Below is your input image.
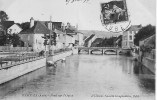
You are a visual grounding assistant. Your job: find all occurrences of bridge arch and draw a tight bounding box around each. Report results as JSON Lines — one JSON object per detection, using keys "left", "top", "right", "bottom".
{"left": 90, "top": 49, "right": 102, "bottom": 54}
{"left": 78, "top": 49, "right": 89, "bottom": 54}
{"left": 103, "top": 49, "right": 117, "bottom": 55}
{"left": 77, "top": 47, "right": 119, "bottom": 55}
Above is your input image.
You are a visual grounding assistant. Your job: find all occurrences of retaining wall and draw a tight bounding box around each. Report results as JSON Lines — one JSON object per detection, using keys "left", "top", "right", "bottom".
{"left": 0, "top": 57, "right": 46, "bottom": 85}
{"left": 142, "top": 57, "right": 155, "bottom": 74}
{"left": 0, "top": 49, "right": 77, "bottom": 85}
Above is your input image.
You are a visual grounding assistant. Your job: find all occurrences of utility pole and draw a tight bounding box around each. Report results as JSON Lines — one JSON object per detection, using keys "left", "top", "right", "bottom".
{"left": 49, "top": 16, "right": 52, "bottom": 55}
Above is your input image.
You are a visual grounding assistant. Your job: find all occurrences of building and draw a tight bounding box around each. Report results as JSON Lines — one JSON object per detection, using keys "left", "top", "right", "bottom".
{"left": 65, "top": 23, "right": 84, "bottom": 46}
{"left": 139, "top": 34, "right": 155, "bottom": 74}
{"left": 0, "top": 21, "right": 14, "bottom": 35}
{"left": 122, "top": 25, "right": 142, "bottom": 49}
{"left": 19, "top": 17, "right": 50, "bottom": 52}
{"left": 7, "top": 23, "right": 22, "bottom": 34}
{"left": 42, "top": 21, "right": 75, "bottom": 49}
{"left": 19, "top": 18, "right": 77, "bottom": 52}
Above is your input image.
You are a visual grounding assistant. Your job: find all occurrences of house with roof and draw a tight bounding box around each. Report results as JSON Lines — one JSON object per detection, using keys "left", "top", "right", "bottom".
{"left": 139, "top": 34, "right": 155, "bottom": 74}
{"left": 19, "top": 17, "right": 50, "bottom": 52}
{"left": 65, "top": 23, "right": 84, "bottom": 46}
{"left": 7, "top": 23, "right": 22, "bottom": 34}
{"left": 41, "top": 21, "right": 75, "bottom": 49}
{"left": 122, "top": 25, "right": 142, "bottom": 49}
{"left": 40, "top": 21, "right": 65, "bottom": 50}
{"left": 0, "top": 21, "right": 14, "bottom": 35}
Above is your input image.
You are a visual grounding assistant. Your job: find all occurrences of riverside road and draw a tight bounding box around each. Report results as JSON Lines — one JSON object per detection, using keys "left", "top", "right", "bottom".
{"left": 0, "top": 54, "right": 155, "bottom": 100}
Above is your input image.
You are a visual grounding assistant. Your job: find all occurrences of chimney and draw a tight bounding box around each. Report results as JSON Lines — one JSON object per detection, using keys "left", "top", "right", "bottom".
{"left": 30, "top": 17, "right": 34, "bottom": 28}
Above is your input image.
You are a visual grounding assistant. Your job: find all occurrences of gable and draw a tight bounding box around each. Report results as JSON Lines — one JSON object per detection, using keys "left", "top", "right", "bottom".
{"left": 20, "top": 21, "right": 50, "bottom": 34}
{"left": 34, "top": 22, "right": 50, "bottom": 34}
{"left": 8, "top": 24, "right": 22, "bottom": 30}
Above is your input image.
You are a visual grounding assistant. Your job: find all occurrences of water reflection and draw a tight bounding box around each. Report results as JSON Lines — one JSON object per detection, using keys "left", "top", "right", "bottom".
{"left": 133, "top": 61, "right": 155, "bottom": 93}
{"left": 0, "top": 67, "right": 47, "bottom": 99}
{"left": 0, "top": 55, "right": 155, "bottom": 100}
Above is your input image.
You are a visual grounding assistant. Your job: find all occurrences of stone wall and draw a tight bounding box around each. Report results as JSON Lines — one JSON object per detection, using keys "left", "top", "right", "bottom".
{"left": 142, "top": 57, "right": 155, "bottom": 74}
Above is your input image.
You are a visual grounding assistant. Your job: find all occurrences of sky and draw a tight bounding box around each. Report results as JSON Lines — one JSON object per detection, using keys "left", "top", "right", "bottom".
{"left": 0, "top": 0, "right": 156, "bottom": 30}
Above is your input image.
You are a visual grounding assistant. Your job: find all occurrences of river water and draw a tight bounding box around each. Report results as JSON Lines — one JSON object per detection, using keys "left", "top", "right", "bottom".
{"left": 0, "top": 54, "right": 155, "bottom": 100}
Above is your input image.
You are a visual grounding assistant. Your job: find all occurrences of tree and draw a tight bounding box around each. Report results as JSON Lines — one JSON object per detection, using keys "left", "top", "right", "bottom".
{"left": 0, "top": 33, "right": 23, "bottom": 47}
{"left": 134, "top": 24, "right": 155, "bottom": 46}
{"left": 0, "top": 11, "right": 9, "bottom": 21}
{"left": 0, "top": 33, "right": 7, "bottom": 46}
{"left": 10, "top": 34, "right": 21, "bottom": 47}
{"left": 20, "top": 22, "right": 30, "bottom": 30}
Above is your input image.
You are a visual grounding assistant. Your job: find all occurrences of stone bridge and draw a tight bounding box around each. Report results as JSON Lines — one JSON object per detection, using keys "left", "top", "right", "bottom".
{"left": 77, "top": 47, "right": 122, "bottom": 55}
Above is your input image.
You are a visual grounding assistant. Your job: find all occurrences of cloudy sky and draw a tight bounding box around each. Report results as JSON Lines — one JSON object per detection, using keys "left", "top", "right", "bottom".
{"left": 0, "top": 0, "right": 156, "bottom": 30}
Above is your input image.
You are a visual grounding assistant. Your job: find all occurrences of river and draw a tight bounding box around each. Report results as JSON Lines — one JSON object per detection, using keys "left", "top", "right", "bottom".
{"left": 0, "top": 54, "right": 155, "bottom": 100}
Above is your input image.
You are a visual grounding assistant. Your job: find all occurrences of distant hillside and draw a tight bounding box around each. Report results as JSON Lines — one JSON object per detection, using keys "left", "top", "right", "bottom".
{"left": 78, "top": 30, "right": 122, "bottom": 38}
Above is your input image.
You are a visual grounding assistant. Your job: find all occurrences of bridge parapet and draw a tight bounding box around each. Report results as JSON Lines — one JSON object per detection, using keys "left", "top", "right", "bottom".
{"left": 77, "top": 47, "right": 119, "bottom": 49}
{"left": 77, "top": 46, "right": 121, "bottom": 55}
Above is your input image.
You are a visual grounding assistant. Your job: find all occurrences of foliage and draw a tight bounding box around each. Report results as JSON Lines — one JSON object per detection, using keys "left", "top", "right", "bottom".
{"left": 101, "top": 37, "right": 116, "bottom": 47}
{"left": 0, "top": 33, "right": 23, "bottom": 47}
{"left": 20, "top": 22, "right": 30, "bottom": 30}
{"left": 134, "top": 24, "right": 155, "bottom": 46}
{"left": 10, "top": 34, "right": 22, "bottom": 47}
{"left": 0, "top": 11, "right": 9, "bottom": 21}
{"left": 91, "top": 37, "right": 116, "bottom": 47}
{"left": 0, "top": 33, "right": 7, "bottom": 46}
{"left": 140, "top": 45, "right": 154, "bottom": 53}
{"left": 50, "top": 32, "right": 57, "bottom": 46}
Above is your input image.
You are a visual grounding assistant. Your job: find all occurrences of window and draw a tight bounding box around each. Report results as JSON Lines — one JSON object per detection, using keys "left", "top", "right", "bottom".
{"left": 129, "top": 35, "right": 132, "bottom": 40}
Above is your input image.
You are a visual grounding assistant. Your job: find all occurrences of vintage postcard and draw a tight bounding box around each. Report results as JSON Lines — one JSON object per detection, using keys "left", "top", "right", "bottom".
{"left": 0, "top": 0, "right": 155, "bottom": 100}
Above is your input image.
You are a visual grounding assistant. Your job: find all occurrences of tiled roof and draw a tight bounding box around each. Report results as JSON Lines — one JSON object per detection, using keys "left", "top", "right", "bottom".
{"left": 65, "top": 25, "right": 77, "bottom": 33}
{"left": 20, "top": 21, "right": 50, "bottom": 34}
{"left": 1, "top": 21, "right": 14, "bottom": 29}
{"left": 125, "top": 25, "right": 142, "bottom": 31}
{"left": 85, "top": 34, "right": 95, "bottom": 43}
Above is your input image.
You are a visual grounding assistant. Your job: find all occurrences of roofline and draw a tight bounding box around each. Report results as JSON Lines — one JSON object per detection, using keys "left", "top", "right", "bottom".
{"left": 139, "top": 34, "right": 155, "bottom": 41}
{"left": 12, "top": 23, "right": 22, "bottom": 30}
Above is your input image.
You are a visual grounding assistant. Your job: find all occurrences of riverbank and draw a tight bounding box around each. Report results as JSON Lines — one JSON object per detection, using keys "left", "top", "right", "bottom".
{"left": 0, "top": 54, "right": 154, "bottom": 100}
{"left": 131, "top": 51, "right": 155, "bottom": 74}
{"left": 0, "top": 49, "right": 77, "bottom": 85}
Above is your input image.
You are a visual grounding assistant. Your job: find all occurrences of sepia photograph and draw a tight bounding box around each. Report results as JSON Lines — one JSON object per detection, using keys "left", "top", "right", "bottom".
{"left": 0, "top": 0, "right": 156, "bottom": 100}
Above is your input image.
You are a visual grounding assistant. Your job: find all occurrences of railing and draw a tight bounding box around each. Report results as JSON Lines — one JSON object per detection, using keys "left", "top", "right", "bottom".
{"left": 0, "top": 48, "right": 73, "bottom": 69}
{"left": 0, "top": 46, "right": 33, "bottom": 52}
{"left": 0, "top": 52, "right": 44, "bottom": 70}
{"left": 77, "top": 47, "right": 118, "bottom": 49}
